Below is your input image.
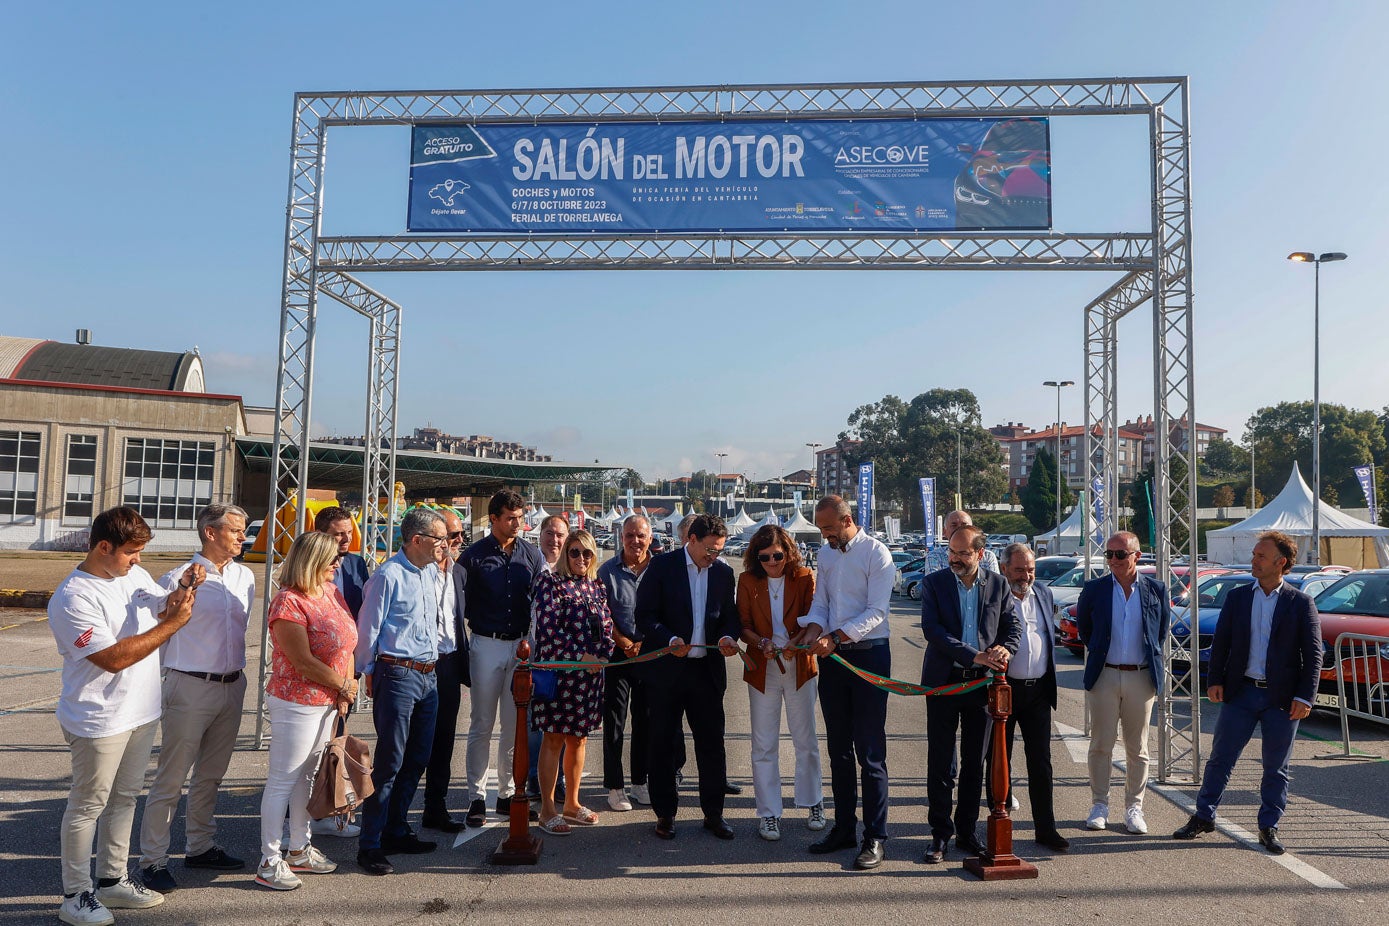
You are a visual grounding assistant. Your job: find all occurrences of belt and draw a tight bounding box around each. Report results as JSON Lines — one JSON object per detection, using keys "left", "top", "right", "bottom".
{"left": 1105, "top": 662, "right": 1146, "bottom": 671}
{"left": 471, "top": 628, "right": 523, "bottom": 641}
{"left": 949, "top": 667, "right": 989, "bottom": 681}
{"left": 173, "top": 668, "right": 242, "bottom": 684}
{"left": 836, "top": 638, "right": 888, "bottom": 651}
{"left": 377, "top": 654, "right": 436, "bottom": 674}
{"left": 1009, "top": 676, "right": 1044, "bottom": 686}
{"left": 1243, "top": 676, "right": 1269, "bottom": 689}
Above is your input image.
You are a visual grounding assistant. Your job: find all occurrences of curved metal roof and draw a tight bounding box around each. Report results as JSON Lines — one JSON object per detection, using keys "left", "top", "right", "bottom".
{"left": 8, "top": 340, "right": 203, "bottom": 391}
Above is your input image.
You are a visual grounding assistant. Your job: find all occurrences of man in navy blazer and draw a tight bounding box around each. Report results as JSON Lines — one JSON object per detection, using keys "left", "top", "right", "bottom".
{"left": 1173, "top": 530, "right": 1321, "bottom": 854}
{"left": 920, "top": 525, "right": 1020, "bottom": 863}
{"left": 634, "top": 514, "right": 741, "bottom": 840}
{"left": 1076, "top": 531, "right": 1169, "bottom": 836}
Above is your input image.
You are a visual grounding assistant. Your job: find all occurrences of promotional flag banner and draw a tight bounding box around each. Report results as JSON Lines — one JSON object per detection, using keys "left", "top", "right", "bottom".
{"left": 919, "top": 478, "right": 936, "bottom": 548}
{"left": 857, "top": 463, "right": 875, "bottom": 529}
{"left": 1354, "top": 464, "right": 1378, "bottom": 526}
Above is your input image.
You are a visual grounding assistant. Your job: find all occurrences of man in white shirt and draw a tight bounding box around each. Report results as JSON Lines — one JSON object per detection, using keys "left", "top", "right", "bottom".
{"left": 997, "top": 543, "right": 1068, "bottom": 851}
{"left": 422, "top": 508, "right": 470, "bottom": 833}
{"left": 923, "top": 509, "right": 1000, "bottom": 574}
{"left": 138, "top": 505, "right": 254, "bottom": 893}
{"left": 48, "top": 506, "right": 202, "bottom": 926}
{"left": 796, "top": 495, "right": 896, "bottom": 870}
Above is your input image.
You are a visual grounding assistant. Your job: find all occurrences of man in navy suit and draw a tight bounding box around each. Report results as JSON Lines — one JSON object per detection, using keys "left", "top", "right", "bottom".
{"left": 995, "top": 542, "right": 1069, "bottom": 851}
{"left": 634, "top": 514, "right": 741, "bottom": 841}
{"left": 920, "top": 525, "right": 1020, "bottom": 863}
{"left": 1173, "top": 530, "right": 1321, "bottom": 854}
{"left": 1076, "top": 531, "right": 1169, "bottom": 836}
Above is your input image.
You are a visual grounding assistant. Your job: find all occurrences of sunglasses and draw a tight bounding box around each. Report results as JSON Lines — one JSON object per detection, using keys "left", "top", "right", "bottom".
{"left": 331, "top": 553, "right": 344, "bottom": 565}
{"left": 1104, "top": 550, "right": 1135, "bottom": 560}
{"left": 447, "top": 530, "right": 465, "bottom": 541}
{"left": 758, "top": 552, "right": 785, "bottom": 563}
{"left": 567, "top": 548, "right": 595, "bottom": 559}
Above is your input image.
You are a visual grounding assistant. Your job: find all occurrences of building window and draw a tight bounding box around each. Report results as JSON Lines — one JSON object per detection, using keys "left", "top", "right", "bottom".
{"left": 64, "top": 435, "right": 98, "bottom": 523}
{"left": 121, "top": 438, "right": 214, "bottom": 529}
{"left": 0, "top": 430, "right": 41, "bottom": 520}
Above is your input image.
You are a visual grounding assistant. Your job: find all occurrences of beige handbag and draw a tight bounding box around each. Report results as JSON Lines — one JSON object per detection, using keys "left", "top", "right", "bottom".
{"left": 307, "top": 715, "right": 375, "bottom": 820}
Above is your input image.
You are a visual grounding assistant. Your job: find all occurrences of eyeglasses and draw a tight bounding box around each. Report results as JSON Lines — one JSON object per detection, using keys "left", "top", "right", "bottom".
{"left": 1104, "top": 550, "right": 1135, "bottom": 560}
{"left": 567, "top": 548, "right": 595, "bottom": 559}
{"left": 701, "top": 546, "right": 723, "bottom": 557}
{"left": 758, "top": 552, "right": 785, "bottom": 563}
{"left": 420, "top": 534, "right": 448, "bottom": 545}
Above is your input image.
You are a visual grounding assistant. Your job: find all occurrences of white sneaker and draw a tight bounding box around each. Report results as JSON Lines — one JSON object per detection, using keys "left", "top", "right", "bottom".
{"left": 95, "top": 876, "right": 164, "bottom": 910}
{"left": 1009, "top": 794, "right": 1021, "bottom": 811}
{"left": 1125, "top": 805, "right": 1149, "bottom": 834}
{"left": 58, "top": 891, "right": 114, "bottom": 926}
{"left": 759, "top": 816, "right": 782, "bottom": 841}
{"left": 286, "top": 844, "right": 338, "bottom": 874}
{"left": 1086, "top": 802, "right": 1109, "bottom": 830}
{"left": 255, "top": 858, "right": 302, "bottom": 891}
{"left": 807, "top": 803, "right": 826, "bottom": 831}
{"left": 607, "top": 788, "right": 633, "bottom": 812}
{"left": 311, "top": 813, "right": 360, "bottom": 838}
{"left": 629, "top": 783, "right": 650, "bottom": 805}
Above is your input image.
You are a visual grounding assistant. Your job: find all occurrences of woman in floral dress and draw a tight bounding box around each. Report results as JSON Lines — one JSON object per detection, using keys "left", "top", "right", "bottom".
{"left": 531, "top": 529, "right": 615, "bottom": 834}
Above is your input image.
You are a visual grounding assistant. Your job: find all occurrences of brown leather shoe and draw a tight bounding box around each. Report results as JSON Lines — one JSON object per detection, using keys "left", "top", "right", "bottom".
{"left": 655, "top": 817, "right": 676, "bottom": 840}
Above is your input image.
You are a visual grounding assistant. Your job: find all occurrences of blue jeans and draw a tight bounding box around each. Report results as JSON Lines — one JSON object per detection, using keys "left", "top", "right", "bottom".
{"left": 360, "top": 663, "right": 438, "bottom": 849}
{"left": 1195, "top": 682, "right": 1299, "bottom": 830}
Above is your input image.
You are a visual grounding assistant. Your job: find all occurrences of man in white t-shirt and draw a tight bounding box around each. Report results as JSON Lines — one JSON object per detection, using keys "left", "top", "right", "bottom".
{"left": 48, "top": 507, "right": 202, "bottom": 926}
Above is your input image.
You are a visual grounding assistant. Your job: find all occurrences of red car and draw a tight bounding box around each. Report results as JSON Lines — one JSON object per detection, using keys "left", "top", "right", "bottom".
{"left": 1310, "top": 570, "right": 1389, "bottom": 712}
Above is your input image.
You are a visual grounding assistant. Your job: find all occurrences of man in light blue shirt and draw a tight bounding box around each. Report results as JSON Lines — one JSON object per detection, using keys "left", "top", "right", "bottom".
{"left": 355, "top": 507, "right": 448, "bottom": 876}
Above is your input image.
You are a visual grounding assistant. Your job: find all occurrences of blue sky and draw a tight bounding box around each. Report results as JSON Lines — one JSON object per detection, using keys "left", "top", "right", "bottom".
{"left": 3, "top": 1, "right": 1384, "bottom": 484}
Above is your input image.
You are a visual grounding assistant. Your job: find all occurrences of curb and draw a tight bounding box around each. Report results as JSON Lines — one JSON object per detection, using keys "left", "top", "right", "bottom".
{"left": 0, "top": 589, "right": 51, "bottom": 609}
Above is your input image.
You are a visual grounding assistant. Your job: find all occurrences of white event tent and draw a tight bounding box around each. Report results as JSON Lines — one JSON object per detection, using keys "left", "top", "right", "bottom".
{"left": 1206, "top": 465, "right": 1389, "bottom": 568}
{"left": 727, "top": 506, "right": 757, "bottom": 533}
{"left": 1031, "top": 494, "right": 1087, "bottom": 555}
{"left": 781, "top": 508, "right": 822, "bottom": 540}
{"left": 740, "top": 510, "right": 781, "bottom": 540}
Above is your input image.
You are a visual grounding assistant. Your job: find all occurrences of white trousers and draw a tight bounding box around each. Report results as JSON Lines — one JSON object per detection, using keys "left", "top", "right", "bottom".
{"left": 747, "top": 664, "right": 823, "bottom": 819}
{"left": 61, "top": 719, "right": 160, "bottom": 895}
{"left": 1086, "top": 666, "right": 1157, "bottom": 809}
{"left": 466, "top": 635, "right": 521, "bottom": 801}
{"left": 259, "top": 694, "right": 336, "bottom": 864}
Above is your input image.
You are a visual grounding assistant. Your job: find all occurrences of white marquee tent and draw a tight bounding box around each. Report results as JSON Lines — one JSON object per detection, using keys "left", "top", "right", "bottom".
{"left": 727, "top": 506, "right": 757, "bottom": 533}
{"left": 1031, "top": 494, "right": 1088, "bottom": 555}
{"left": 740, "top": 510, "right": 781, "bottom": 540}
{"left": 781, "top": 508, "right": 822, "bottom": 540}
{"left": 1206, "top": 465, "right": 1389, "bottom": 568}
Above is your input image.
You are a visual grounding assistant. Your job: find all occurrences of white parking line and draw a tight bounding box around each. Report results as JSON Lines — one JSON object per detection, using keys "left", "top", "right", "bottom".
{"left": 1053, "top": 720, "right": 1090, "bottom": 764}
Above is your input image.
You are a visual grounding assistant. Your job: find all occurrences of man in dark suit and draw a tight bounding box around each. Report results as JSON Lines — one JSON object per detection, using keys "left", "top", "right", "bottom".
{"left": 1173, "top": 530, "right": 1321, "bottom": 854}
{"left": 920, "top": 525, "right": 1020, "bottom": 863}
{"left": 995, "top": 543, "right": 1068, "bottom": 851}
{"left": 634, "top": 514, "right": 741, "bottom": 840}
{"left": 1076, "top": 531, "right": 1169, "bottom": 836}
{"left": 318, "top": 506, "right": 370, "bottom": 620}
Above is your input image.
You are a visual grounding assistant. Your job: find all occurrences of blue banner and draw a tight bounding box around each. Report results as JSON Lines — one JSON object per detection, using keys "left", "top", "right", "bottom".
{"left": 626, "top": 489, "right": 634, "bottom": 515}
{"left": 857, "top": 463, "right": 875, "bottom": 530}
{"left": 793, "top": 490, "right": 803, "bottom": 510}
{"left": 408, "top": 118, "right": 1050, "bottom": 233}
{"left": 1354, "top": 464, "right": 1378, "bottom": 525}
{"left": 919, "top": 477, "right": 936, "bottom": 548}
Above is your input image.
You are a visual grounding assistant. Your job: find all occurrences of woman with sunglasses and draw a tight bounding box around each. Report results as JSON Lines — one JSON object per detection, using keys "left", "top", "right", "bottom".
{"left": 737, "top": 524, "right": 824, "bottom": 841}
{"left": 530, "top": 529, "right": 615, "bottom": 834}
{"left": 257, "top": 532, "right": 358, "bottom": 890}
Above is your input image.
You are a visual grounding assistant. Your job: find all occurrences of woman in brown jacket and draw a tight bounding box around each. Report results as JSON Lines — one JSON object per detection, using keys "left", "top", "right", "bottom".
{"left": 737, "top": 524, "right": 825, "bottom": 841}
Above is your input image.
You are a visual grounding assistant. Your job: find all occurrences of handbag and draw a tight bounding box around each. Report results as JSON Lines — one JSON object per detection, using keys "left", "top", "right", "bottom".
{"left": 307, "top": 713, "right": 376, "bottom": 821}
{"left": 530, "top": 668, "right": 558, "bottom": 702}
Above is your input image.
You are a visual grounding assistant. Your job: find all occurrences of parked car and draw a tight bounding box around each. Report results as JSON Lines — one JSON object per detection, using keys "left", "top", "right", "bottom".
{"left": 892, "top": 556, "right": 926, "bottom": 596}
{"left": 239, "top": 519, "right": 264, "bottom": 559}
{"left": 1033, "top": 555, "right": 1079, "bottom": 585}
{"left": 1056, "top": 565, "right": 1229, "bottom": 658}
{"left": 1171, "top": 572, "right": 1258, "bottom": 668}
{"left": 1043, "top": 566, "right": 1091, "bottom": 617}
{"left": 899, "top": 566, "right": 927, "bottom": 601}
{"left": 1311, "top": 570, "right": 1389, "bottom": 711}
{"left": 891, "top": 551, "right": 916, "bottom": 568}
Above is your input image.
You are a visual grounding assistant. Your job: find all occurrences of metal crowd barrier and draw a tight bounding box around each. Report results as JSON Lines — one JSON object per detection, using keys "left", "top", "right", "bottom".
{"left": 1329, "top": 632, "right": 1389, "bottom": 758}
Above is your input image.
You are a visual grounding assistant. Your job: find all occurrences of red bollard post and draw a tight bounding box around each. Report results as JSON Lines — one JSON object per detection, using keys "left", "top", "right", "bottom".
{"left": 491, "top": 640, "right": 542, "bottom": 865}
{"left": 963, "top": 674, "right": 1038, "bottom": 881}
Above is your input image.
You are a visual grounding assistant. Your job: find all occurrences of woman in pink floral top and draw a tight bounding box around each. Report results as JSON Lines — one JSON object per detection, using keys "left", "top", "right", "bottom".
{"left": 257, "top": 531, "right": 359, "bottom": 891}
{"left": 530, "top": 529, "right": 614, "bottom": 835}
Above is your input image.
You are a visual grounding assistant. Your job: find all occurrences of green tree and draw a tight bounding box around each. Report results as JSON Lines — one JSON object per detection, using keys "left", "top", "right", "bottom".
{"left": 1245, "top": 401, "right": 1386, "bottom": 504}
{"left": 841, "top": 388, "right": 1007, "bottom": 528}
{"left": 1212, "top": 484, "right": 1235, "bottom": 508}
{"left": 1202, "top": 436, "right": 1248, "bottom": 476}
{"left": 616, "top": 468, "right": 645, "bottom": 490}
{"left": 1020, "top": 446, "right": 1073, "bottom": 532}
{"left": 1243, "top": 485, "right": 1265, "bottom": 509}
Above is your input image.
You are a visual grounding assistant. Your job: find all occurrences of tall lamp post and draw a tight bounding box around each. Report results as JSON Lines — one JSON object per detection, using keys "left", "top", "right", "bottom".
{"left": 715, "top": 451, "right": 728, "bottom": 517}
{"left": 806, "top": 442, "right": 822, "bottom": 498}
{"left": 1043, "top": 380, "right": 1075, "bottom": 537}
{"left": 955, "top": 427, "right": 964, "bottom": 511}
{"left": 1288, "top": 251, "right": 1348, "bottom": 565}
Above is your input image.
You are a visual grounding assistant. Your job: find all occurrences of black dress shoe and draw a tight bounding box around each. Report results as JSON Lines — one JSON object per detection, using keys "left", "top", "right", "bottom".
{"left": 1034, "top": 830, "right": 1071, "bottom": 851}
{"left": 139, "top": 864, "right": 178, "bottom": 894}
{"left": 854, "top": 837, "right": 885, "bottom": 870}
{"left": 922, "top": 837, "right": 947, "bottom": 864}
{"left": 184, "top": 847, "right": 244, "bottom": 870}
{"left": 421, "top": 811, "right": 464, "bottom": 833}
{"left": 723, "top": 782, "right": 743, "bottom": 796}
{"left": 381, "top": 832, "right": 437, "bottom": 855}
{"left": 809, "top": 825, "right": 857, "bottom": 854}
{"left": 1259, "top": 826, "right": 1285, "bottom": 855}
{"left": 655, "top": 817, "right": 676, "bottom": 840}
{"left": 955, "top": 832, "right": 986, "bottom": 857}
{"left": 357, "top": 848, "right": 394, "bottom": 876}
{"left": 1173, "top": 815, "right": 1216, "bottom": 840}
{"left": 703, "top": 817, "right": 735, "bottom": 840}
{"left": 466, "top": 799, "right": 487, "bottom": 827}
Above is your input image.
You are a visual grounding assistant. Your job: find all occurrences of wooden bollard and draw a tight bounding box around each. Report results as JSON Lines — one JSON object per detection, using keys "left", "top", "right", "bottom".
{"left": 491, "top": 640, "right": 543, "bottom": 865}
{"left": 963, "top": 673, "right": 1038, "bottom": 881}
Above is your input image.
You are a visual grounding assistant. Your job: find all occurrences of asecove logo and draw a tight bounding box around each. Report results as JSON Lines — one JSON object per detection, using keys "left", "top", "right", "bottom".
{"left": 428, "top": 179, "right": 471, "bottom": 207}
{"left": 74, "top": 628, "right": 94, "bottom": 649}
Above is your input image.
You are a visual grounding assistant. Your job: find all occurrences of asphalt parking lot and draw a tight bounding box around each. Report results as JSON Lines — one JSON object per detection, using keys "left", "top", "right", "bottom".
{"left": 1, "top": 587, "right": 1386, "bottom": 925}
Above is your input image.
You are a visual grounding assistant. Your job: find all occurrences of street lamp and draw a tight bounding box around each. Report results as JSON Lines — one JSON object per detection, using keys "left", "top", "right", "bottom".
{"left": 806, "top": 442, "right": 822, "bottom": 496}
{"left": 715, "top": 451, "right": 728, "bottom": 516}
{"left": 955, "top": 427, "right": 964, "bottom": 511}
{"left": 1288, "top": 251, "right": 1348, "bottom": 565}
{"left": 1043, "top": 380, "right": 1075, "bottom": 534}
